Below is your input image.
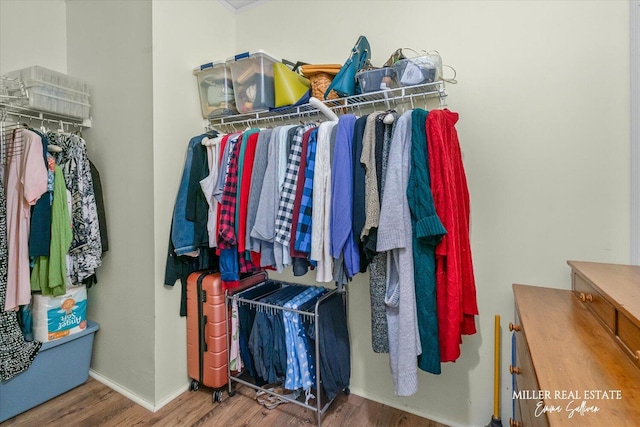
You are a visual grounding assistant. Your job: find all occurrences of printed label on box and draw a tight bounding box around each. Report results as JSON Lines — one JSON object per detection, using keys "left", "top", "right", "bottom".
{"left": 47, "top": 297, "right": 87, "bottom": 340}
{"left": 33, "top": 286, "right": 88, "bottom": 342}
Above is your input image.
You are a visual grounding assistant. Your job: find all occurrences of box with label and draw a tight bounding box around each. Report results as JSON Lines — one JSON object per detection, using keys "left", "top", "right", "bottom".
{"left": 32, "top": 285, "right": 88, "bottom": 342}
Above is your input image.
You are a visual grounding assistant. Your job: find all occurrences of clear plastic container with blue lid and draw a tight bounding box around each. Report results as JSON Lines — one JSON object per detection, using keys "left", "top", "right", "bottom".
{"left": 194, "top": 60, "right": 237, "bottom": 118}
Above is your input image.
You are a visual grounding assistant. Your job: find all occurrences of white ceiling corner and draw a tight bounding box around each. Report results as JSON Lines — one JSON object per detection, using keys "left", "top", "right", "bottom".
{"left": 218, "top": 0, "right": 267, "bottom": 14}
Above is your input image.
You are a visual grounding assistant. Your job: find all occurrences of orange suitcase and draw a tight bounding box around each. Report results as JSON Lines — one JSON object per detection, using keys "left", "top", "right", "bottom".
{"left": 186, "top": 270, "right": 267, "bottom": 402}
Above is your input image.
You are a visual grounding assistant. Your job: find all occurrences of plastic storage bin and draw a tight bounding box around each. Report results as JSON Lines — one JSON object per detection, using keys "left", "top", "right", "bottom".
{"left": 194, "top": 60, "right": 237, "bottom": 118}
{"left": 392, "top": 54, "right": 442, "bottom": 87}
{"left": 0, "top": 321, "right": 100, "bottom": 422}
{"left": 4, "top": 66, "right": 91, "bottom": 119}
{"left": 356, "top": 68, "right": 398, "bottom": 93}
{"left": 228, "top": 51, "right": 277, "bottom": 113}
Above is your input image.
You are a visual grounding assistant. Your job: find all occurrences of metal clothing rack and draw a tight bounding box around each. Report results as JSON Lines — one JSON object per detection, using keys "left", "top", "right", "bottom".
{"left": 225, "top": 283, "right": 348, "bottom": 427}
{"left": 209, "top": 81, "right": 447, "bottom": 133}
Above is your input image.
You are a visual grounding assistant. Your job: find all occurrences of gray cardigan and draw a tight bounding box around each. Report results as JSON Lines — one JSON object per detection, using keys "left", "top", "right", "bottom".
{"left": 377, "top": 111, "right": 422, "bottom": 396}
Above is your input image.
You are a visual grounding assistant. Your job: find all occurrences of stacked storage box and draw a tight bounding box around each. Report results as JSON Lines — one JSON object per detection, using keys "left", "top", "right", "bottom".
{"left": 194, "top": 51, "right": 279, "bottom": 117}
{"left": 4, "top": 66, "right": 91, "bottom": 119}
{"left": 228, "top": 51, "right": 277, "bottom": 114}
{"left": 194, "top": 60, "right": 237, "bottom": 118}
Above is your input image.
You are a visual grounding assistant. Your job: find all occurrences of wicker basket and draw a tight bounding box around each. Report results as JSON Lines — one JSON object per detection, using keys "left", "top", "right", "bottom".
{"left": 310, "top": 72, "right": 339, "bottom": 101}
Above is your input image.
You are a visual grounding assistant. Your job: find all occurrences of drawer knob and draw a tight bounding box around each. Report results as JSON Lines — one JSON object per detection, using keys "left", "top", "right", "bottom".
{"left": 510, "top": 365, "right": 521, "bottom": 375}
{"left": 510, "top": 418, "right": 523, "bottom": 427}
{"left": 635, "top": 350, "right": 640, "bottom": 361}
{"left": 579, "top": 292, "right": 593, "bottom": 302}
{"left": 509, "top": 322, "right": 521, "bottom": 332}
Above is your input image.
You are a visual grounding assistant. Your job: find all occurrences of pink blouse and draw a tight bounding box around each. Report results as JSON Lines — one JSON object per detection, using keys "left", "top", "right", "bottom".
{"left": 4, "top": 128, "right": 48, "bottom": 311}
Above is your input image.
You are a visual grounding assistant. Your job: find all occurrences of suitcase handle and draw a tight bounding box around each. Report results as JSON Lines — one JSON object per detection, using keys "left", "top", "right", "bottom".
{"left": 201, "top": 315, "right": 208, "bottom": 352}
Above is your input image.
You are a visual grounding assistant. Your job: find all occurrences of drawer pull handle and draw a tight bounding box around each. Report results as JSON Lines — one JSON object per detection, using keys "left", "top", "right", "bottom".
{"left": 579, "top": 292, "right": 593, "bottom": 302}
{"left": 510, "top": 365, "right": 521, "bottom": 375}
{"left": 510, "top": 418, "right": 523, "bottom": 427}
{"left": 509, "top": 322, "right": 521, "bottom": 332}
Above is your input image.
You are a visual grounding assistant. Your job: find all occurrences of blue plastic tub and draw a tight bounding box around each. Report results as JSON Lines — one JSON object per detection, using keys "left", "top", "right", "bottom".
{"left": 0, "top": 321, "right": 99, "bottom": 422}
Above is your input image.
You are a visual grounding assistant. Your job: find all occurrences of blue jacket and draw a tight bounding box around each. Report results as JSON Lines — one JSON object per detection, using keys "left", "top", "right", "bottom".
{"left": 172, "top": 134, "right": 207, "bottom": 256}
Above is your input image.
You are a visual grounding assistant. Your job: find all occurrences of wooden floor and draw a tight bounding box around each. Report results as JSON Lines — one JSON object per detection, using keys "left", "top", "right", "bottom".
{"left": 2, "top": 377, "right": 448, "bottom": 426}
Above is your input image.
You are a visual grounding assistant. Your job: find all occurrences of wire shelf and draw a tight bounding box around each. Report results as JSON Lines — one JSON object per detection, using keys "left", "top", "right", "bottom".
{"left": 0, "top": 75, "right": 92, "bottom": 128}
{"left": 208, "top": 81, "right": 446, "bottom": 132}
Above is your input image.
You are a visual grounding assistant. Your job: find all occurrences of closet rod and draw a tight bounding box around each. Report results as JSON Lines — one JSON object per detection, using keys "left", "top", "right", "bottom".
{"left": 231, "top": 287, "right": 338, "bottom": 318}
{"left": 208, "top": 81, "right": 447, "bottom": 133}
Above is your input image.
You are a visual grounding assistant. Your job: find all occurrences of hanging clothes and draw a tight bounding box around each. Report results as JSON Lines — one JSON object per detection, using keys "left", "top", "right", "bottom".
{"left": 377, "top": 111, "right": 422, "bottom": 396}
{"left": 245, "top": 129, "right": 272, "bottom": 255}
{"left": 199, "top": 136, "right": 221, "bottom": 249}
{"left": 310, "top": 122, "right": 338, "bottom": 282}
{"left": 293, "top": 128, "right": 319, "bottom": 255}
{"left": 4, "top": 128, "right": 48, "bottom": 311}
{"left": 426, "top": 109, "right": 479, "bottom": 363}
{"left": 48, "top": 132, "right": 102, "bottom": 286}
{"left": 176, "top": 104, "right": 478, "bottom": 392}
{"left": 30, "top": 165, "right": 73, "bottom": 296}
{"left": 330, "top": 114, "right": 359, "bottom": 279}
{"left": 408, "top": 108, "right": 447, "bottom": 374}
{"left": 28, "top": 130, "right": 54, "bottom": 258}
{"left": 0, "top": 173, "right": 41, "bottom": 380}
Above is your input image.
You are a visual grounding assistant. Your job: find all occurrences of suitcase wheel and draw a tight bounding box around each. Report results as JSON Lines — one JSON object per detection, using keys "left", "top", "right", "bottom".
{"left": 190, "top": 380, "right": 199, "bottom": 391}
{"left": 213, "top": 390, "right": 223, "bottom": 403}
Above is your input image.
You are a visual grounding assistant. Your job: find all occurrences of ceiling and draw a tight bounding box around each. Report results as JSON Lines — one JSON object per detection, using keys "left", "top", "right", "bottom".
{"left": 219, "top": 0, "right": 265, "bottom": 13}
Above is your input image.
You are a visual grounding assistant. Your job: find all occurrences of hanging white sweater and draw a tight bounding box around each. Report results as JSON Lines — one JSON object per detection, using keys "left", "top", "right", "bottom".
{"left": 377, "top": 111, "right": 422, "bottom": 396}
{"left": 310, "top": 121, "right": 337, "bottom": 282}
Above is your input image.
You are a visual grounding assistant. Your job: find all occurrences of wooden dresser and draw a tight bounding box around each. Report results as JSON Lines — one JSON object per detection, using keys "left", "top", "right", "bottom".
{"left": 510, "top": 261, "right": 640, "bottom": 426}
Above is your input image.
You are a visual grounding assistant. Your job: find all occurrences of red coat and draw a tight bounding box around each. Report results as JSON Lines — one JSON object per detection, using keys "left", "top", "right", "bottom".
{"left": 426, "top": 109, "right": 479, "bottom": 363}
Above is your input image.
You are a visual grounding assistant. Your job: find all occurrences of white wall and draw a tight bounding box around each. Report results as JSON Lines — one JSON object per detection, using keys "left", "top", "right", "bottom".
{"left": 632, "top": 0, "right": 640, "bottom": 264}
{"left": 151, "top": 0, "right": 236, "bottom": 404}
{"left": 233, "top": 1, "right": 630, "bottom": 426}
{"left": 66, "top": 0, "right": 156, "bottom": 404}
{"left": 0, "top": 0, "right": 67, "bottom": 74}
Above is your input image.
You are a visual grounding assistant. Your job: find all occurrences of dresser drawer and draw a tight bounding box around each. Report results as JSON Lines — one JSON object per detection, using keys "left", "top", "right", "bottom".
{"left": 572, "top": 272, "right": 615, "bottom": 332}
{"left": 513, "top": 328, "right": 538, "bottom": 393}
{"left": 618, "top": 312, "right": 640, "bottom": 363}
{"left": 511, "top": 318, "right": 549, "bottom": 427}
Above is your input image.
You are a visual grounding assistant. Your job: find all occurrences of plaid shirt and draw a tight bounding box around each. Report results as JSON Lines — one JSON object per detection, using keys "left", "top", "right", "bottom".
{"left": 294, "top": 128, "right": 318, "bottom": 253}
{"left": 217, "top": 135, "right": 242, "bottom": 249}
{"left": 274, "top": 124, "right": 315, "bottom": 245}
{"left": 218, "top": 132, "right": 261, "bottom": 273}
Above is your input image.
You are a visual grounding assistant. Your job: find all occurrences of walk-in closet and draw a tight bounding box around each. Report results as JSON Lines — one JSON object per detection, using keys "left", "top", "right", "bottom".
{"left": 0, "top": 1, "right": 636, "bottom": 426}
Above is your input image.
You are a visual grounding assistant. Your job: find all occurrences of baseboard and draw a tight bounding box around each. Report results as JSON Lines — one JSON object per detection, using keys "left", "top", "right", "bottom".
{"left": 155, "top": 383, "right": 190, "bottom": 411}
{"left": 88, "top": 370, "right": 155, "bottom": 412}
{"left": 349, "top": 386, "right": 464, "bottom": 427}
